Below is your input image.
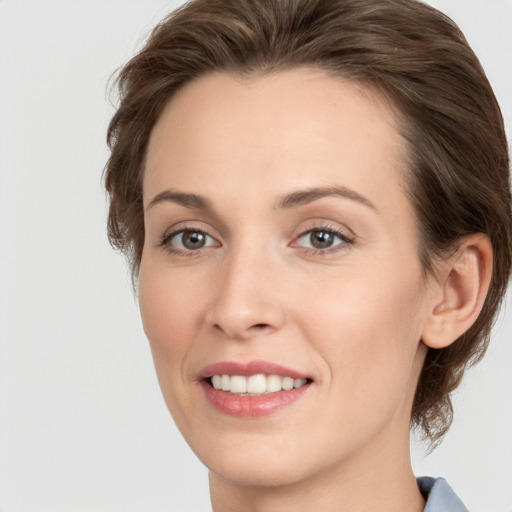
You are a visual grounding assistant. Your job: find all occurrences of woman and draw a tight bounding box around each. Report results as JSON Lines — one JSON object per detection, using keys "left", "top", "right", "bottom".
{"left": 104, "top": 0, "right": 512, "bottom": 510}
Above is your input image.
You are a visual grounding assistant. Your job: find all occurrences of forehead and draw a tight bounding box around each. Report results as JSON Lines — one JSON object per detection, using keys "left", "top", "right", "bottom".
{"left": 144, "top": 68, "right": 409, "bottom": 215}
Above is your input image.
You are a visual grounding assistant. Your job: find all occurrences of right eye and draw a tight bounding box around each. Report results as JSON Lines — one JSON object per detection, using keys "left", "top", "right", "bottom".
{"left": 160, "top": 229, "right": 219, "bottom": 253}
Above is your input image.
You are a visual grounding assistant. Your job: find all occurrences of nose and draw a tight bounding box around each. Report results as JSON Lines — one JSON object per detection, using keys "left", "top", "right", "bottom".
{"left": 205, "top": 247, "right": 287, "bottom": 341}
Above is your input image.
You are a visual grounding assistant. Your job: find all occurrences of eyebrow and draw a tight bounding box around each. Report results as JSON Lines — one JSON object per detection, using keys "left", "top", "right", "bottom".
{"left": 147, "top": 185, "right": 377, "bottom": 213}
{"left": 276, "top": 185, "right": 377, "bottom": 211}
{"left": 147, "top": 190, "right": 214, "bottom": 212}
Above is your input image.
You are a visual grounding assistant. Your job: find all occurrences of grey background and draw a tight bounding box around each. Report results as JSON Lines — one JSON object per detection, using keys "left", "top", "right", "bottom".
{"left": 0, "top": 1, "right": 510, "bottom": 510}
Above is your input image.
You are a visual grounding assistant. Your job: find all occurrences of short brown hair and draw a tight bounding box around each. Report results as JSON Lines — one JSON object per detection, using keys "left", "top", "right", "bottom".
{"left": 104, "top": 0, "right": 512, "bottom": 444}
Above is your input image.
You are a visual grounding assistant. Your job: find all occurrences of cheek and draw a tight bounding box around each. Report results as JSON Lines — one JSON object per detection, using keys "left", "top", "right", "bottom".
{"left": 138, "top": 265, "right": 211, "bottom": 434}
{"left": 138, "top": 261, "right": 200, "bottom": 399}
{"left": 299, "top": 262, "right": 425, "bottom": 405}
{"left": 139, "top": 260, "right": 197, "bottom": 347}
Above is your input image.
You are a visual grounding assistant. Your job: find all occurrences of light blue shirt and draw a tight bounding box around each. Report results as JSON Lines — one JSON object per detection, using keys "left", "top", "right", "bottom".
{"left": 419, "top": 477, "right": 469, "bottom": 512}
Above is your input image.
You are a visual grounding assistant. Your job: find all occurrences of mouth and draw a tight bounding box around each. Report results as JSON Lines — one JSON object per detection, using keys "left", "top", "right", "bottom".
{"left": 206, "top": 374, "right": 311, "bottom": 396}
{"left": 198, "top": 361, "right": 313, "bottom": 417}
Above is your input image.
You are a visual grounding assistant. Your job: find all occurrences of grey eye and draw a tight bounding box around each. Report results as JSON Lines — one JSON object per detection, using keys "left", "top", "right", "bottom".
{"left": 171, "top": 230, "right": 215, "bottom": 251}
{"left": 298, "top": 230, "right": 345, "bottom": 250}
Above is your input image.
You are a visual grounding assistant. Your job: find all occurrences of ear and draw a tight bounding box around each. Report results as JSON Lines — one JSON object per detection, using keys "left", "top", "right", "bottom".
{"left": 421, "top": 234, "right": 493, "bottom": 349}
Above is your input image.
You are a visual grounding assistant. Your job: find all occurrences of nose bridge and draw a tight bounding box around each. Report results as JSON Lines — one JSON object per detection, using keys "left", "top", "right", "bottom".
{"left": 206, "top": 236, "right": 286, "bottom": 339}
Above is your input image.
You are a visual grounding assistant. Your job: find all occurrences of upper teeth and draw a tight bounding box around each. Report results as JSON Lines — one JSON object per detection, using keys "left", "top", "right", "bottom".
{"left": 211, "top": 374, "right": 308, "bottom": 395}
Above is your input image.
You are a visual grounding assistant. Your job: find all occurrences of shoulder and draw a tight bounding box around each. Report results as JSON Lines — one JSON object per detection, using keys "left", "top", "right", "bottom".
{"left": 418, "top": 477, "right": 469, "bottom": 512}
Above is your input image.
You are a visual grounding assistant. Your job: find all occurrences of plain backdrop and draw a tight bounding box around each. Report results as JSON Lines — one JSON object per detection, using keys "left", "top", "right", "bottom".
{"left": 0, "top": 1, "right": 511, "bottom": 511}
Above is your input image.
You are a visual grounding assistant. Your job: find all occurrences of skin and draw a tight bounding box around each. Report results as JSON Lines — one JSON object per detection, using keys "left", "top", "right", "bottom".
{"left": 138, "top": 68, "right": 478, "bottom": 511}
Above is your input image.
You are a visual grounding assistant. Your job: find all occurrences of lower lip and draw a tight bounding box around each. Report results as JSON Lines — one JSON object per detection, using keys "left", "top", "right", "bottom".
{"left": 201, "top": 382, "right": 310, "bottom": 418}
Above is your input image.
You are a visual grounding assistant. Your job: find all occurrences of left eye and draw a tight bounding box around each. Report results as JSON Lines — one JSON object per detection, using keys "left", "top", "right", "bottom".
{"left": 167, "top": 230, "right": 217, "bottom": 251}
{"left": 296, "top": 229, "right": 348, "bottom": 250}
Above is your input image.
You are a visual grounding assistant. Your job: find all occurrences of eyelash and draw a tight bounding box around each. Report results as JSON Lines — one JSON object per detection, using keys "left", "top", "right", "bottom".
{"left": 158, "top": 224, "right": 355, "bottom": 257}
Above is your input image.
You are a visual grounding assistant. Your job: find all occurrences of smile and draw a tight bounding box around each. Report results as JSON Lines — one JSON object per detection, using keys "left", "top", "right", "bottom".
{"left": 199, "top": 361, "right": 313, "bottom": 417}
{"left": 209, "top": 374, "right": 309, "bottom": 395}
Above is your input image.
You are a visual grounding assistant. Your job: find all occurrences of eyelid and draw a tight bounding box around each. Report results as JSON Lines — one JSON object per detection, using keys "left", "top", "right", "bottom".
{"left": 157, "top": 220, "right": 218, "bottom": 244}
{"left": 292, "top": 221, "right": 354, "bottom": 243}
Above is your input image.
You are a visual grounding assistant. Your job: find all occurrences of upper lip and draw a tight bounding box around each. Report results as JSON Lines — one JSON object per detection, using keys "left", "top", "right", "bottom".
{"left": 198, "top": 360, "right": 311, "bottom": 380}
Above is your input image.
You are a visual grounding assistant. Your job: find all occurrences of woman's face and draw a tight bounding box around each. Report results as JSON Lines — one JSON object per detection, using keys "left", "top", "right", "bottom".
{"left": 139, "top": 69, "right": 434, "bottom": 486}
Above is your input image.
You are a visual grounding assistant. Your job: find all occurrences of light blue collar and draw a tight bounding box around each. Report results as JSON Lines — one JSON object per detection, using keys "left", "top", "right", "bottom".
{"left": 418, "top": 477, "right": 469, "bottom": 512}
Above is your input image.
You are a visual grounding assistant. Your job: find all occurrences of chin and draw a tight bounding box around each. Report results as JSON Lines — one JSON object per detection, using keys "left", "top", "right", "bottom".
{"left": 206, "top": 452, "right": 309, "bottom": 488}
{"left": 183, "top": 428, "right": 314, "bottom": 487}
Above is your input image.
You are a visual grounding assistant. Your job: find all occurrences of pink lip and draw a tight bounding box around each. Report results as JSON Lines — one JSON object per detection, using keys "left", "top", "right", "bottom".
{"left": 199, "top": 360, "right": 310, "bottom": 380}
{"left": 198, "top": 360, "right": 312, "bottom": 418}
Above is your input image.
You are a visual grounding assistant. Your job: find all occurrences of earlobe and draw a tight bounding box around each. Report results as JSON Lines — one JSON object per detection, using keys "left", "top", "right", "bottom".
{"left": 422, "top": 234, "right": 493, "bottom": 350}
